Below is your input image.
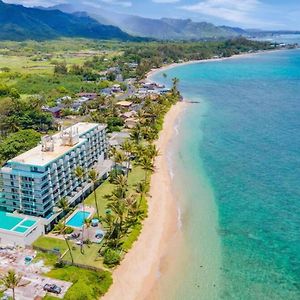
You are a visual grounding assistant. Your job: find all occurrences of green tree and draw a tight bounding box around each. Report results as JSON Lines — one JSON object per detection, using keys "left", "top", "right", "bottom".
{"left": 138, "top": 156, "right": 154, "bottom": 183}
{"left": 113, "top": 151, "right": 126, "bottom": 171}
{"left": 54, "top": 62, "right": 68, "bottom": 75}
{"left": 56, "top": 197, "right": 74, "bottom": 264}
{"left": 146, "top": 144, "right": 159, "bottom": 164}
{"left": 88, "top": 169, "right": 100, "bottom": 220}
{"left": 74, "top": 165, "right": 85, "bottom": 254}
{"left": 136, "top": 181, "right": 148, "bottom": 205}
{"left": 0, "top": 130, "right": 41, "bottom": 164}
{"left": 171, "top": 77, "right": 180, "bottom": 95}
{"left": 0, "top": 269, "right": 22, "bottom": 300}
{"left": 120, "top": 140, "right": 135, "bottom": 177}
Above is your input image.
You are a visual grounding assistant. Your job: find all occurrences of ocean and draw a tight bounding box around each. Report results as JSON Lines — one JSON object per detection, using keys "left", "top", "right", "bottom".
{"left": 150, "top": 49, "right": 300, "bottom": 299}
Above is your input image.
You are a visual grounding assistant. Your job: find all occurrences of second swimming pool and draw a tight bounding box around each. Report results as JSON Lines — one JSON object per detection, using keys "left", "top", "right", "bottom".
{"left": 65, "top": 211, "right": 91, "bottom": 228}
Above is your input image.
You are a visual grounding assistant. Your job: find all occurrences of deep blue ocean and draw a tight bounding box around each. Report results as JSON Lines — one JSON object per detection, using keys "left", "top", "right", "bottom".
{"left": 152, "top": 49, "right": 300, "bottom": 299}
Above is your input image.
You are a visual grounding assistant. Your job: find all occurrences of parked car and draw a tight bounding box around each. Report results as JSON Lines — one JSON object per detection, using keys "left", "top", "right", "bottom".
{"left": 71, "top": 232, "right": 80, "bottom": 239}
{"left": 43, "top": 284, "right": 62, "bottom": 294}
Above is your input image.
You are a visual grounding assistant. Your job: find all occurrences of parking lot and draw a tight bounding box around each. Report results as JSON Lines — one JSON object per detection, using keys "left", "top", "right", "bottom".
{"left": 0, "top": 247, "right": 72, "bottom": 299}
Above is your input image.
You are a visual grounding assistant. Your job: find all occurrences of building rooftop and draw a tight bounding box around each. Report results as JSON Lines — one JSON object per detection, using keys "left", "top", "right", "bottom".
{"left": 8, "top": 123, "right": 105, "bottom": 167}
{"left": 116, "top": 101, "right": 133, "bottom": 107}
{"left": 0, "top": 210, "right": 37, "bottom": 234}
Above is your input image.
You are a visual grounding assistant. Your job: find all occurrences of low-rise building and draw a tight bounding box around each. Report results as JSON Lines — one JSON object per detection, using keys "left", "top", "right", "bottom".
{"left": 124, "top": 118, "right": 138, "bottom": 129}
{"left": 116, "top": 101, "right": 133, "bottom": 109}
{"left": 75, "top": 93, "right": 98, "bottom": 100}
{"left": 42, "top": 106, "right": 63, "bottom": 118}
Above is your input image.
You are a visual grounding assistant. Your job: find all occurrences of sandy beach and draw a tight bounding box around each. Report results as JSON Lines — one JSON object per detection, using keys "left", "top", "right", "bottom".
{"left": 102, "top": 49, "right": 282, "bottom": 300}
{"left": 102, "top": 101, "right": 187, "bottom": 300}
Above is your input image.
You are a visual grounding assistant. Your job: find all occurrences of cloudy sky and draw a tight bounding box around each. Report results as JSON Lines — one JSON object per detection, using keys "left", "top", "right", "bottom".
{"left": 3, "top": 0, "right": 300, "bottom": 30}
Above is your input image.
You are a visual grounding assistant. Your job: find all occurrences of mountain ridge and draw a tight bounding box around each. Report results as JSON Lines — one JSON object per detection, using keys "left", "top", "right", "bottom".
{"left": 0, "top": 0, "right": 137, "bottom": 41}
{"left": 47, "top": 3, "right": 247, "bottom": 40}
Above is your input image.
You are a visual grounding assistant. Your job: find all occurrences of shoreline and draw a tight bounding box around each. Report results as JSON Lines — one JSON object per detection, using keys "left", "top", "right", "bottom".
{"left": 102, "top": 47, "right": 288, "bottom": 300}
{"left": 146, "top": 48, "right": 289, "bottom": 80}
{"left": 102, "top": 101, "right": 187, "bottom": 300}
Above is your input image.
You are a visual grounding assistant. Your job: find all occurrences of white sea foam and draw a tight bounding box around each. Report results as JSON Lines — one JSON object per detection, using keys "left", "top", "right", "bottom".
{"left": 177, "top": 206, "right": 182, "bottom": 230}
{"left": 156, "top": 269, "right": 162, "bottom": 279}
{"left": 174, "top": 123, "right": 179, "bottom": 136}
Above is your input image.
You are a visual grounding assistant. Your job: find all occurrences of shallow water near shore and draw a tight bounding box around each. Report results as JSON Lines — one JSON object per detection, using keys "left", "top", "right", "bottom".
{"left": 150, "top": 49, "right": 300, "bottom": 299}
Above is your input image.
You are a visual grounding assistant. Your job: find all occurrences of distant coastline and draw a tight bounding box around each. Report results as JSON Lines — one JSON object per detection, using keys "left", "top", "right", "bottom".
{"left": 146, "top": 48, "right": 295, "bottom": 81}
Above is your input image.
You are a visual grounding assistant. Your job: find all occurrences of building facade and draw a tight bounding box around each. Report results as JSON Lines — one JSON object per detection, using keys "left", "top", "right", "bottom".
{"left": 0, "top": 123, "right": 108, "bottom": 219}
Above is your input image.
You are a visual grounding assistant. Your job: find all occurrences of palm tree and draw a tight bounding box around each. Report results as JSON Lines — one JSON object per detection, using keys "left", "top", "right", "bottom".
{"left": 84, "top": 218, "right": 92, "bottom": 243}
{"left": 107, "top": 198, "right": 127, "bottom": 231}
{"left": 130, "top": 123, "right": 143, "bottom": 145}
{"left": 125, "top": 195, "right": 144, "bottom": 228}
{"left": 113, "top": 151, "right": 126, "bottom": 172}
{"left": 74, "top": 165, "right": 85, "bottom": 254}
{"left": 138, "top": 156, "right": 154, "bottom": 183}
{"left": 113, "top": 174, "right": 128, "bottom": 198}
{"left": 121, "top": 140, "right": 135, "bottom": 177}
{"left": 146, "top": 144, "right": 160, "bottom": 164}
{"left": 0, "top": 269, "right": 22, "bottom": 300}
{"left": 56, "top": 197, "right": 74, "bottom": 264}
{"left": 136, "top": 181, "right": 148, "bottom": 205}
{"left": 88, "top": 169, "right": 100, "bottom": 220}
{"left": 136, "top": 109, "right": 146, "bottom": 125}
{"left": 74, "top": 166, "right": 85, "bottom": 202}
{"left": 172, "top": 77, "right": 180, "bottom": 93}
{"left": 143, "top": 126, "right": 158, "bottom": 143}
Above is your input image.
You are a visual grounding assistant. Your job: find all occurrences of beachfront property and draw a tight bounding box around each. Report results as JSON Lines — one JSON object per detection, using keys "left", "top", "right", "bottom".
{"left": 0, "top": 122, "right": 111, "bottom": 245}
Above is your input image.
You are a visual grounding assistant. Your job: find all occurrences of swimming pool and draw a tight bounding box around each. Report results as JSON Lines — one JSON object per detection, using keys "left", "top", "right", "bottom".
{"left": 65, "top": 211, "right": 91, "bottom": 228}
{"left": 0, "top": 211, "right": 37, "bottom": 233}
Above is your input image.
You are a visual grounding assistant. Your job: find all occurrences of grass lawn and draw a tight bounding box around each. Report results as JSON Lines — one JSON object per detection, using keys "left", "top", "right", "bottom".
{"left": 0, "top": 55, "right": 53, "bottom": 74}
{"left": 43, "top": 265, "right": 112, "bottom": 300}
{"left": 84, "top": 166, "right": 145, "bottom": 220}
{"left": 34, "top": 251, "right": 59, "bottom": 266}
{"left": 34, "top": 166, "right": 147, "bottom": 271}
{"left": 33, "top": 236, "right": 68, "bottom": 253}
{"left": 64, "top": 243, "right": 105, "bottom": 269}
{"left": 33, "top": 236, "right": 105, "bottom": 268}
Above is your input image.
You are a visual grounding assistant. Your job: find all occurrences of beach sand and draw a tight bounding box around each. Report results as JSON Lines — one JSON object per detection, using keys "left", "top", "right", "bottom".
{"left": 102, "top": 101, "right": 186, "bottom": 300}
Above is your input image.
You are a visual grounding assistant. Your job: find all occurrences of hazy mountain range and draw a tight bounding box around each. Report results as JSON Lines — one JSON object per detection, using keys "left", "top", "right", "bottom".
{"left": 0, "top": 0, "right": 135, "bottom": 41}
{"left": 1, "top": 0, "right": 299, "bottom": 42}
{"left": 48, "top": 3, "right": 246, "bottom": 40}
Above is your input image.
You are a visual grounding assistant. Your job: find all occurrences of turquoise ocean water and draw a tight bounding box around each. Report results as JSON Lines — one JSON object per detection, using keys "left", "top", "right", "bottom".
{"left": 151, "top": 49, "right": 300, "bottom": 299}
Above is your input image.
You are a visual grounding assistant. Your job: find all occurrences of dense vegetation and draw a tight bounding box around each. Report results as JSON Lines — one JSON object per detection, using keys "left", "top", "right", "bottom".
{"left": 124, "top": 38, "right": 273, "bottom": 78}
{"left": 0, "top": 37, "right": 275, "bottom": 165}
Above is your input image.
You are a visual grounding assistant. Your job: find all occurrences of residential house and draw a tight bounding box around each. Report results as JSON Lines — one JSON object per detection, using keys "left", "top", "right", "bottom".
{"left": 76, "top": 93, "right": 98, "bottom": 100}
{"left": 116, "top": 101, "right": 133, "bottom": 109}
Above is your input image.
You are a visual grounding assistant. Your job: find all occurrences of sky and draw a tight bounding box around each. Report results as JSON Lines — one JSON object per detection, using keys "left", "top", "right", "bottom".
{"left": 3, "top": 0, "right": 300, "bottom": 30}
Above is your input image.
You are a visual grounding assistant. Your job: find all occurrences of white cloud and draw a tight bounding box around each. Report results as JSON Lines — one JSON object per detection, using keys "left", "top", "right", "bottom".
{"left": 100, "top": 0, "right": 132, "bottom": 7}
{"left": 3, "top": 0, "right": 66, "bottom": 6}
{"left": 152, "top": 0, "right": 180, "bottom": 3}
{"left": 180, "top": 0, "right": 263, "bottom": 26}
{"left": 3, "top": 0, "right": 132, "bottom": 8}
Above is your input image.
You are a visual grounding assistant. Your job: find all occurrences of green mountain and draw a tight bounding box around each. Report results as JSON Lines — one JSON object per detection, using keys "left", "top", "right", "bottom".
{"left": 49, "top": 3, "right": 246, "bottom": 40}
{"left": 0, "top": 0, "right": 134, "bottom": 41}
